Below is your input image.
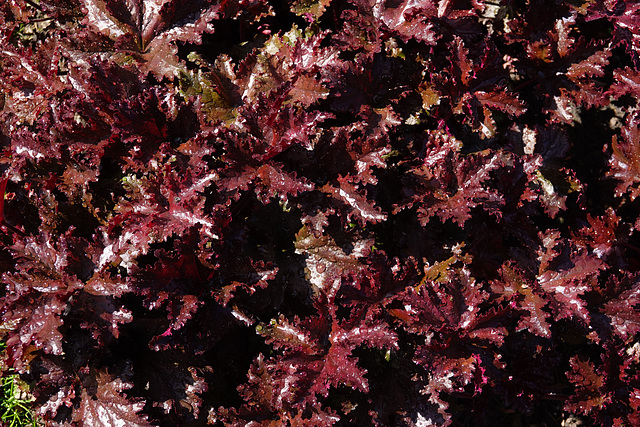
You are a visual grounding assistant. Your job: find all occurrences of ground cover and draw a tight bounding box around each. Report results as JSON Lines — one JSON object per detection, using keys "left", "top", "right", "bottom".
{"left": 1, "top": 1, "right": 640, "bottom": 426}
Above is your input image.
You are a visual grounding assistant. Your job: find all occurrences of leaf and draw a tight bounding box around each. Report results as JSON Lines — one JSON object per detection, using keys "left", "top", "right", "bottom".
{"left": 553, "top": 14, "right": 576, "bottom": 58}
{"left": 419, "top": 149, "right": 504, "bottom": 226}
{"left": 330, "top": 321, "right": 398, "bottom": 353}
{"left": 183, "top": 367, "right": 208, "bottom": 420}
{"left": 602, "top": 279, "right": 640, "bottom": 341}
{"left": 85, "top": 273, "right": 132, "bottom": 297}
{"left": 369, "top": 0, "right": 439, "bottom": 45}
{"left": 216, "top": 161, "right": 314, "bottom": 205}
{"left": 451, "top": 36, "right": 473, "bottom": 86}
{"left": 491, "top": 263, "right": 551, "bottom": 338}
{"left": 573, "top": 208, "right": 620, "bottom": 258}
{"left": 291, "top": 0, "right": 332, "bottom": 19}
{"left": 215, "top": 259, "right": 279, "bottom": 306}
{"left": 99, "top": 306, "right": 133, "bottom": 339}
{"left": 538, "top": 251, "right": 604, "bottom": 322}
{"left": 537, "top": 229, "right": 562, "bottom": 272}
{"left": 37, "top": 385, "right": 77, "bottom": 420}
{"left": 321, "top": 178, "right": 387, "bottom": 225}
{"left": 351, "top": 145, "right": 391, "bottom": 186}
{"left": 474, "top": 89, "right": 527, "bottom": 117}
{"left": 232, "top": 29, "right": 340, "bottom": 105}
{"left": 254, "top": 164, "right": 315, "bottom": 203}
{"left": 79, "top": 0, "right": 221, "bottom": 78}
{"left": 295, "top": 225, "right": 372, "bottom": 298}
{"left": 309, "top": 343, "right": 370, "bottom": 395}
{"left": 590, "top": 1, "right": 640, "bottom": 66}
{"left": 71, "top": 372, "right": 153, "bottom": 426}
{"left": 608, "top": 113, "right": 640, "bottom": 200}
{"left": 565, "top": 357, "right": 605, "bottom": 416}
{"left": 258, "top": 314, "right": 320, "bottom": 355}
{"left": 218, "top": 0, "right": 272, "bottom": 21}
{"left": 289, "top": 74, "right": 331, "bottom": 107}
{"left": 609, "top": 67, "right": 640, "bottom": 99}
{"left": 2, "top": 296, "right": 67, "bottom": 365}
{"left": 571, "top": 81, "right": 609, "bottom": 108}
{"left": 566, "top": 49, "right": 611, "bottom": 82}
{"left": 546, "top": 91, "right": 578, "bottom": 124}
{"left": 234, "top": 354, "right": 341, "bottom": 424}
{"left": 532, "top": 170, "right": 568, "bottom": 218}
{"left": 389, "top": 251, "right": 493, "bottom": 344}
{"left": 418, "top": 354, "right": 479, "bottom": 427}
{"left": 394, "top": 130, "right": 506, "bottom": 226}
{"left": 0, "top": 177, "right": 7, "bottom": 223}
{"left": 95, "top": 165, "right": 223, "bottom": 275}
{"left": 237, "top": 87, "right": 334, "bottom": 159}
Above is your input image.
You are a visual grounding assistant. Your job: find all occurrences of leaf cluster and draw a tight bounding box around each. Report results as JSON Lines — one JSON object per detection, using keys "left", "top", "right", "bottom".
{"left": 1, "top": 0, "right": 640, "bottom": 426}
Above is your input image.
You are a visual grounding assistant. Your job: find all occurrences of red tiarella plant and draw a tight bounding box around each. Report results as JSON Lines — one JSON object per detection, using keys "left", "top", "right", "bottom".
{"left": 1, "top": 0, "right": 640, "bottom": 426}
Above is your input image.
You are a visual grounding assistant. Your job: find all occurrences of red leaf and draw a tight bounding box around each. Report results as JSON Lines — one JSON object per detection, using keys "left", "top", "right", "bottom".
{"left": 85, "top": 273, "right": 132, "bottom": 297}
{"left": 538, "top": 251, "right": 604, "bottom": 322}
{"left": 452, "top": 36, "right": 473, "bottom": 86}
{"left": 254, "top": 164, "right": 315, "bottom": 203}
{"left": 602, "top": 280, "right": 640, "bottom": 340}
{"left": 491, "top": 263, "right": 552, "bottom": 338}
{"left": 474, "top": 89, "right": 527, "bottom": 117}
{"left": 289, "top": 74, "right": 331, "bottom": 107}
{"left": 608, "top": 113, "right": 640, "bottom": 200}
{"left": 3, "top": 296, "right": 67, "bottom": 363}
{"left": 566, "top": 50, "right": 611, "bottom": 82}
{"left": 573, "top": 208, "right": 620, "bottom": 258}
{"left": 368, "top": 0, "right": 439, "bottom": 44}
{"left": 80, "top": 0, "right": 221, "bottom": 78}
{"left": 258, "top": 314, "right": 320, "bottom": 355}
{"left": 322, "top": 179, "right": 387, "bottom": 225}
{"left": 565, "top": 357, "right": 605, "bottom": 416}
{"left": 294, "top": 225, "right": 372, "bottom": 297}
{"left": 423, "top": 149, "right": 504, "bottom": 226}
{"left": 314, "top": 343, "right": 369, "bottom": 393}
{"left": 291, "top": 0, "right": 332, "bottom": 19}
{"left": 72, "top": 372, "right": 153, "bottom": 426}
{"left": 610, "top": 67, "right": 640, "bottom": 99}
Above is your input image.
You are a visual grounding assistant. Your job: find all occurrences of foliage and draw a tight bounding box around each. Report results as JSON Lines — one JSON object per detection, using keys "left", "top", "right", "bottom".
{"left": 1, "top": 0, "right": 640, "bottom": 426}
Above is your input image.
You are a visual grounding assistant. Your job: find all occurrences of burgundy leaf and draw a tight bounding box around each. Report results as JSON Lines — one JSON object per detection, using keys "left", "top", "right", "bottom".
{"left": 85, "top": 273, "right": 132, "bottom": 297}
{"left": 366, "top": 0, "right": 439, "bottom": 45}
{"left": 491, "top": 263, "right": 552, "bottom": 338}
{"left": 451, "top": 36, "right": 473, "bottom": 86}
{"left": 289, "top": 74, "right": 331, "bottom": 107}
{"left": 573, "top": 208, "right": 620, "bottom": 258}
{"left": 322, "top": 178, "right": 387, "bottom": 225}
{"left": 254, "top": 164, "right": 315, "bottom": 203}
{"left": 565, "top": 357, "right": 605, "bottom": 416}
{"left": 566, "top": 49, "right": 611, "bottom": 82}
{"left": 71, "top": 372, "right": 153, "bottom": 426}
{"left": 608, "top": 113, "right": 640, "bottom": 200}
{"left": 80, "top": 0, "right": 221, "bottom": 78}
{"left": 474, "top": 89, "right": 527, "bottom": 117}
{"left": 538, "top": 251, "right": 604, "bottom": 322}
{"left": 3, "top": 296, "right": 67, "bottom": 366}
{"left": 609, "top": 67, "right": 640, "bottom": 99}
{"left": 295, "top": 225, "right": 372, "bottom": 298}
{"left": 311, "top": 342, "right": 369, "bottom": 394}
{"left": 602, "top": 279, "right": 640, "bottom": 341}
{"left": 258, "top": 314, "right": 321, "bottom": 355}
